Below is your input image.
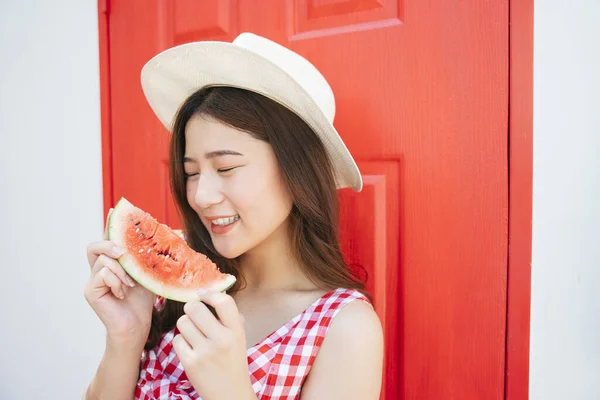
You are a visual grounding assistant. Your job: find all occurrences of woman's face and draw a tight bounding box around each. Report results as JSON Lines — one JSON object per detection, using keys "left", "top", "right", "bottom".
{"left": 183, "top": 114, "right": 293, "bottom": 259}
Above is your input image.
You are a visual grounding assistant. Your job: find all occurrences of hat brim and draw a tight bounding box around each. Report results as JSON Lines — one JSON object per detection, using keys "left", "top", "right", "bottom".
{"left": 140, "top": 41, "right": 362, "bottom": 192}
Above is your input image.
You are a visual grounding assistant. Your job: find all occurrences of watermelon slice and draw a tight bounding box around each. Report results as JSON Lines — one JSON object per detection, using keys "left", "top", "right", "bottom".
{"left": 107, "top": 197, "right": 236, "bottom": 302}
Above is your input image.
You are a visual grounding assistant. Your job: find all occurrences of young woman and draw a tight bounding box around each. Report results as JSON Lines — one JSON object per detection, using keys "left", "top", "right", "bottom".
{"left": 83, "top": 32, "right": 383, "bottom": 399}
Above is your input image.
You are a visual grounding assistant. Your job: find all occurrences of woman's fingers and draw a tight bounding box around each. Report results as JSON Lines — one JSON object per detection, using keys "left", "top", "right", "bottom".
{"left": 94, "top": 265, "right": 125, "bottom": 299}
{"left": 195, "top": 290, "right": 242, "bottom": 330}
{"left": 176, "top": 314, "right": 209, "bottom": 350}
{"left": 87, "top": 240, "right": 126, "bottom": 270}
{"left": 182, "top": 301, "right": 225, "bottom": 339}
{"left": 92, "top": 254, "right": 135, "bottom": 288}
{"left": 172, "top": 332, "right": 194, "bottom": 360}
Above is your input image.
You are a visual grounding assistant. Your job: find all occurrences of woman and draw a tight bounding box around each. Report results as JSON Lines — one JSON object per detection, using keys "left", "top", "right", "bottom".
{"left": 83, "top": 32, "right": 383, "bottom": 399}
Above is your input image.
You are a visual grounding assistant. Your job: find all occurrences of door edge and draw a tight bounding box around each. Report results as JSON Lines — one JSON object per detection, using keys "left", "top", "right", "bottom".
{"left": 506, "top": 0, "right": 534, "bottom": 398}
{"left": 98, "top": 0, "right": 114, "bottom": 222}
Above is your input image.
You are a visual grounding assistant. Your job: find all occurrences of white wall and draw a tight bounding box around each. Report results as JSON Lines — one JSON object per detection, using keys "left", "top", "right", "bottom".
{"left": 530, "top": 1, "right": 600, "bottom": 399}
{"left": 1, "top": 0, "right": 599, "bottom": 399}
{"left": 0, "top": 1, "right": 106, "bottom": 399}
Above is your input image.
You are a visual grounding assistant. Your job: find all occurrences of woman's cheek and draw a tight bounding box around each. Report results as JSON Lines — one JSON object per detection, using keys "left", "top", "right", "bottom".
{"left": 226, "top": 170, "right": 262, "bottom": 204}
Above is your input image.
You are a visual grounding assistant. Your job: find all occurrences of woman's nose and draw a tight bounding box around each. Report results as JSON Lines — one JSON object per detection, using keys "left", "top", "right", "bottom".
{"left": 193, "top": 174, "right": 224, "bottom": 209}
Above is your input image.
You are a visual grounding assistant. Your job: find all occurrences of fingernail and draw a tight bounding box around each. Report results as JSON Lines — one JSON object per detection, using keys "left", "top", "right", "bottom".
{"left": 112, "top": 245, "right": 125, "bottom": 257}
{"left": 119, "top": 290, "right": 125, "bottom": 299}
{"left": 127, "top": 276, "right": 135, "bottom": 287}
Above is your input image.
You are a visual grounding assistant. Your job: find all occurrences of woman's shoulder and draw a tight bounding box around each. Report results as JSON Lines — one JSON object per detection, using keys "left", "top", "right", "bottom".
{"left": 317, "top": 287, "right": 373, "bottom": 315}
{"left": 323, "top": 288, "right": 380, "bottom": 335}
{"left": 306, "top": 287, "right": 379, "bottom": 341}
{"left": 300, "top": 288, "right": 384, "bottom": 396}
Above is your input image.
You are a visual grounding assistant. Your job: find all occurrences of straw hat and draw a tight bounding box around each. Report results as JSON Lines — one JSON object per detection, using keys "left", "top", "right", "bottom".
{"left": 140, "top": 32, "right": 362, "bottom": 192}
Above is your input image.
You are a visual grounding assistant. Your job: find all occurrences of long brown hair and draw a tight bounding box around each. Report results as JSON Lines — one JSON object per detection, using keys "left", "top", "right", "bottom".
{"left": 145, "top": 86, "right": 367, "bottom": 349}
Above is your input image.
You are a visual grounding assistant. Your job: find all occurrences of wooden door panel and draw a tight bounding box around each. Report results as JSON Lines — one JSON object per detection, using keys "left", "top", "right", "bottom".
{"left": 289, "top": 0, "right": 402, "bottom": 38}
{"left": 339, "top": 159, "right": 401, "bottom": 399}
{"left": 173, "top": 0, "right": 235, "bottom": 42}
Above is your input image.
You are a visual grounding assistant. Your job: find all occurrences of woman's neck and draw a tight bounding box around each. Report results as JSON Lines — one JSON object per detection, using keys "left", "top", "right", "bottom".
{"left": 238, "top": 220, "right": 313, "bottom": 293}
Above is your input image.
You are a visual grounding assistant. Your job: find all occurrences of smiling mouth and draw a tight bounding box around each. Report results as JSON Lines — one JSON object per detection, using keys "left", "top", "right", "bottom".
{"left": 211, "top": 215, "right": 240, "bottom": 227}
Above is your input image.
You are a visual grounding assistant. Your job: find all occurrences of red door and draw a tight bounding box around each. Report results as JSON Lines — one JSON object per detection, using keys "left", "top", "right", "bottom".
{"left": 101, "top": 1, "right": 509, "bottom": 398}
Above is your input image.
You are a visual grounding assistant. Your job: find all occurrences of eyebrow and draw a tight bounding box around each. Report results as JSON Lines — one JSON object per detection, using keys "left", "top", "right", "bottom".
{"left": 183, "top": 150, "right": 243, "bottom": 162}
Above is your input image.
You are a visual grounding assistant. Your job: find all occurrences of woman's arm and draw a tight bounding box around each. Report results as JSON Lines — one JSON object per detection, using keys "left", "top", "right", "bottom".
{"left": 83, "top": 337, "right": 145, "bottom": 400}
{"left": 300, "top": 300, "right": 384, "bottom": 399}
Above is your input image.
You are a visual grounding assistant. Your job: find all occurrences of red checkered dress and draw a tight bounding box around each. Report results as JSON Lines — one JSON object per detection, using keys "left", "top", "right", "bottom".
{"left": 135, "top": 287, "right": 370, "bottom": 399}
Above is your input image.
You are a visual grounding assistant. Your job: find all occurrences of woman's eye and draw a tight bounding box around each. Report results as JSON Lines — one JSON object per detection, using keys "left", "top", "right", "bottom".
{"left": 184, "top": 172, "right": 198, "bottom": 178}
{"left": 218, "top": 167, "right": 238, "bottom": 173}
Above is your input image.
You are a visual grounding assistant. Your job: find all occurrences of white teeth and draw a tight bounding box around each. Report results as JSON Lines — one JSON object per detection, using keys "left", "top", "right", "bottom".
{"left": 212, "top": 215, "right": 239, "bottom": 226}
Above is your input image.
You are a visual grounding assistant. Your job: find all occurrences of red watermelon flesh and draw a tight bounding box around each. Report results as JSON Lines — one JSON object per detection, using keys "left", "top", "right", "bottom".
{"left": 107, "top": 197, "right": 236, "bottom": 302}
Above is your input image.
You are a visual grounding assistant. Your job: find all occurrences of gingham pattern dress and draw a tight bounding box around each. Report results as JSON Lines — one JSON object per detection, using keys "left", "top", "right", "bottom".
{"left": 135, "top": 287, "right": 370, "bottom": 399}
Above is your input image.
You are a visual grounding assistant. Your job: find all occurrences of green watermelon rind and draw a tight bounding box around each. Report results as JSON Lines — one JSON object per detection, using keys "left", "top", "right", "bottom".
{"left": 107, "top": 197, "right": 236, "bottom": 303}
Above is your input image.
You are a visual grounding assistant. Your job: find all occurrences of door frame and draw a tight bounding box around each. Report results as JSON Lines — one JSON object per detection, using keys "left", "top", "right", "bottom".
{"left": 96, "top": 1, "right": 534, "bottom": 398}
{"left": 505, "top": 1, "right": 533, "bottom": 399}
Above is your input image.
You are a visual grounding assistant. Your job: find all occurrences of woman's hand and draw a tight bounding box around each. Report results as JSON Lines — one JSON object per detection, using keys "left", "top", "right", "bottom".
{"left": 173, "top": 290, "right": 256, "bottom": 400}
{"left": 84, "top": 209, "right": 156, "bottom": 345}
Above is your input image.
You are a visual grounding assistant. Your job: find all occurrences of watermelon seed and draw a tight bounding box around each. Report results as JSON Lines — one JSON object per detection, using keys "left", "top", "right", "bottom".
{"left": 138, "top": 249, "right": 144, "bottom": 253}
{"left": 136, "top": 228, "right": 140, "bottom": 233}
{"left": 135, "top": 222, "right": 140, "bottom": 226}
{"left": 159, "top": 250, "right": 173, "bottom": 259}
{"left": 152, "top": 264, "right": 156, "bottom": 269}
